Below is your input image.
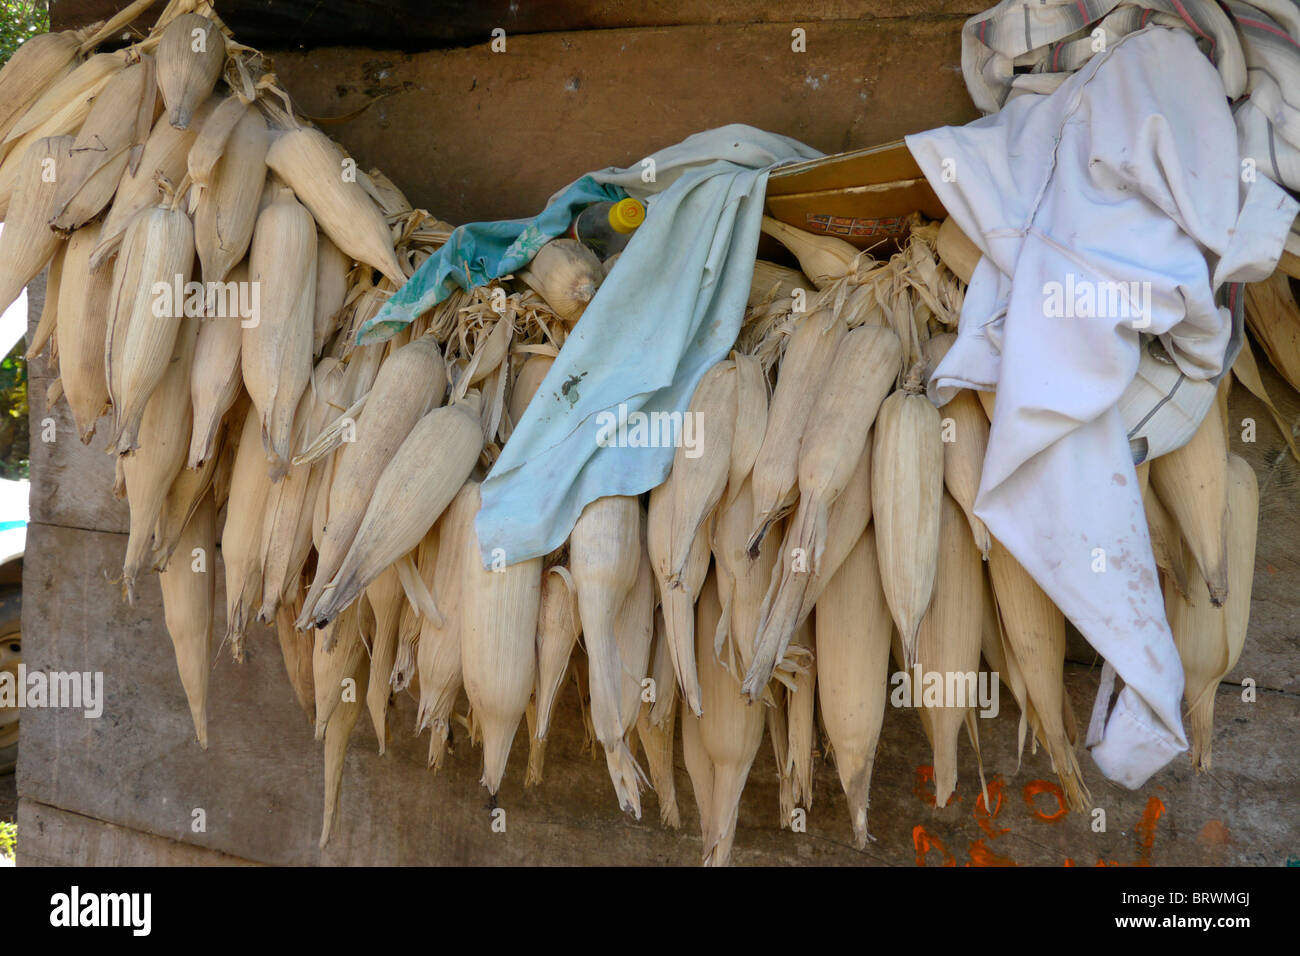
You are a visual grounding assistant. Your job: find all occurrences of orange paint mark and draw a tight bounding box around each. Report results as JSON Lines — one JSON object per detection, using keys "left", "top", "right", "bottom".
{"left": 912, "top": 765, "right": 936, "bottom": 807}
{"left": 1266, "top": 562, "right": 1279, "bottom": 575}
{"left": 912, "top": 825, "right": 956, "bottom": 867}
{"left": 1022, "top": 779, "right": 1068, "bottom": 822}
{"left": 1063, "top": 858, "right": 1076, "bottom": 867}
{"left": 1198, "top": 819, "right": 1231, "bottom": 847}
{"left": 1134, "top": 796, "right": 1165, "bottom": 866}
{"left": 973, "top": 775, "right": 1009, "bottom": 837}
{"left": 967, "top": 838, "right": 1017, "bottom": 866}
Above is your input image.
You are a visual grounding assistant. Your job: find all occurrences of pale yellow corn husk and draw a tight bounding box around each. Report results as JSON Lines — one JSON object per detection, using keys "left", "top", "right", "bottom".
{"left": 515, "top": 238, "right": 603, "bottom": 325}
{"left": 872, "top": 367, "right": 943, "bottom": 666}
{"left": 680, "top": 698, "right": 712, "bottom": 838}
{"left": 745, "top": 435, "right": 872, "bottom": 701}
{"left": 915, "top": 493, "right": 983, "bottom": 808}
{"left": 603, "top": 544, "right": 654, "bottom": 817}
{"left": 186, "top": 93, "right": 248, "bottom": 187}
{"left": 2, "top": 51, "right": 122, "bottom": 157}
{"left": 695, "top": 570, "right": 765, "bottom": 867}
{"left": 571, "top": 495, "right": 643, "bottom": 756}
{"left": 363, "top": 564, "right": 405, "bottom": 752}
{"left": 666, "top": 360, "right": 736, "bottom": 585}
{"left": 747, "top": 303, "right": 847, "bottom": 552}
{"left": 320, "top": 655, "right": 367, "bottom": 848}
{"left": 92, "top": 99, "right": 214, "bottom": 268}
{"left": 748, "top": 259, "right": 808, "bottom": 309}
{"left": 300, "top": 335, "right": 447, "bottom": 622}
{"left": 53, "top": 222, "right": 112, "bottom": 442}
{"left": 1144, "top": 478, "right": 1190, "bottom": 599}
{"left": 245, "top": 186, "right": 317, "bottom": 477}
{"left": 937, "top": 388, "right": 991, "bottom": 557}
{"left": 222, "top": 401, "right": 274, "bottom": 662}
{"left": 313, "top": 599, "right": 365, "bottom": 737}
{"left": 534, "top": 565, "right": 579, "bottom": 738}
{"left": 936, "top": 217, "right": 980, "bottom": 284}
{"left": 1169, "top": 454, "right": 1257, "bottom": 771}
{"left": 764, "top": 690, "right": 796, "bottom": 827}
{"left": 312, "top": 232, "right": 351, "bottom": 356}
{"left": 979, "top": 566, "right": 1035, "bottom": 764}
{"left": 649, "top": 481, "right": 712, "bottom": 718}
{"left": 726, "top": 351, "right": 768, "bottom": 506}
{"left": 635, "top": 619, "right": 682, "bottom": 828}
{"left": 1245, "top": 260, "right": 1300, "bottom": 393}
{"left": 392, "top": 527, "right": 437, "bottom": 693}
{"left": 759, "top": 215, "right": 859, "bottom": 288}
{"left": 0, "top": 135, "right": 72, "bottom": 315}
{"left": 817, "top": 525, "right": 892, "bottom": 847}
{"left": 48, "top": 54, "right": 157, "bottom": 233}
{"left": 265, "top": 125, "right": 405, "bottom": 285}
{"left": 1149, "top": 404, "right": 1230, "bottom": 606}
{"left": 152, "top": 430, "right": 219, "bottom": 572}
{"left": 25, "top": 226, "right": 63, "bottom": 364}
{"left": 987, "top": 537, "right": 1089, "bottom": 811}
{"left": 459, "top": 484, "right": 541, "bottom": 794}
{"left": 212, "top": 392, "right": 249, "bottom": 511}
{"left": 276, "top": 594, "right": 315, "bottom": 722}
{"left": 1231, "top": 334, "right": 1299, "bottom": 464}
{"left": 417, "top": 480, "right": 478, "bottom": 768}
{"left": 158, "top": 488, "right": 215, "bottom": 748}
{"left": 156, "top": 13, "right": 225, "bottom": 130}
{"left": 715, "top": 478, "right": 780, "bottom": 694}
{"left": 106, "top": 189, "right": 196, "bottom": 454}
{"left": 787, "top": 324, "right": 899, "bottom": 573}
{"left": 188, "top": 264, "right": 248, "bottom": 468}
{"left": 0, "top": 29, "right": 83, "bottom": 144}
{"left": 308, "top": 394, "right": 483, "bottom": 625}
{"left": 784, "top": 619, "right": 816, "bottom": 810}
{"left": 509, "top": 355, "right": 553, "bottom": 426}
{"left": 524, "top": 699, "right": 547, "bottom": 786}
{"left": 976, "top": 388, "right": 995, "bottom": 423}
{"left": 122, "top": 315, "right": 197, "bottom": 601}
{"left": 194, "top": 106, "right": 268, "bottom": 283}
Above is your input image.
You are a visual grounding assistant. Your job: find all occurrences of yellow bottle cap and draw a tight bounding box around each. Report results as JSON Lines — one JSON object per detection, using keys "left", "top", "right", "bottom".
{"left": 608, "top": 198, "right": 645, "bottom": 233}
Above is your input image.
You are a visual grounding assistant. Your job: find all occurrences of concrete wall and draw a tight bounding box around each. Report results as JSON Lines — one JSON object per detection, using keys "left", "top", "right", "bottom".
{"left": 17, "top": 8, "right": 1300, "bottom": 865}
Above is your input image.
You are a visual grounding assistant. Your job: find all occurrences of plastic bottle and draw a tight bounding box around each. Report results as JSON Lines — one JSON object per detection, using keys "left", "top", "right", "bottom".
{"left": 568, "top": 198, "right": 645, "bottom": 258}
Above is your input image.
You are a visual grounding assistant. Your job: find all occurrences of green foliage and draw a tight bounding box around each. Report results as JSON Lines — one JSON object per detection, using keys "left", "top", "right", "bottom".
{"left": 0, "top": 2, "right": 48, "bottom": 65}
{"left": 0, "top": 819, "right": 14, "bottom": 861}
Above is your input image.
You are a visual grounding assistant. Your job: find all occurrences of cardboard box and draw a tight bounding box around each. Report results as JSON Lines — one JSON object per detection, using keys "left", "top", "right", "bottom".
{"left": 764, "top": 140, "right": 946, "bottom": 251}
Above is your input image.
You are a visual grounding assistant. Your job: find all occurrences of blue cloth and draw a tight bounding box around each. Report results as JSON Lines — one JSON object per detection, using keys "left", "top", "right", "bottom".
{"left": 472, "top": 125, "right": 822, "bottom": 566}
{"left": 357, "top": 176, "right": 627, "bottom": 343}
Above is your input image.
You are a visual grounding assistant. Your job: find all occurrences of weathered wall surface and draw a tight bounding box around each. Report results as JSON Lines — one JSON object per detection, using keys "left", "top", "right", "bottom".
{"left": 18, "top": 6, "right": 1300, "bottom": 866}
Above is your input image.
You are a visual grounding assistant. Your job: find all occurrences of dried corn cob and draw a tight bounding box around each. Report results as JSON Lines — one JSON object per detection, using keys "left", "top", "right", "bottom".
{"left": 194, "top": 105, "right": 268, "bottom": 283}
{"left": 156, "top": 13, "right": 225, "bottom": 130}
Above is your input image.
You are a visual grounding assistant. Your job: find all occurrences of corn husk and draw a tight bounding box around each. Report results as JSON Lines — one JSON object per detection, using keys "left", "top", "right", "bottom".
{"left": 2, "top": 50, "right": 122, "bottom": 157}
{"left": 635, "top": 619, "right": 681, "bottom": 828}
{"left": 300, "top": 335, "right": 447, "bottom": 623}
{"left": 392, "top": 528, "right": 436, "bottom": 693}
{"left": 158, "top": 488, "right": 215, "bottom": 748}
{"left": 508, "top": 355, "right": 553, "bottom": 426}
{"left": 106, "top": 184, "right": 196, "bottom": 454}
{"left": 193, "top": 105, "right": 268, "bottom": 284}
{"left": 534, "top": 565, "right": 579, "bottom": 738}
{"left": 666, "top": 360, "right": 736, "bottom": 581}
{"left": 245, "top": 186, "right": 316, "bottom": 477}
{"left": 25, "top": 231, "right": 63, "bottom": 366}
{"left": 914, "top": 493, "right": 983, "bottom": 807}
{"left": 747, "top": 303, "right": 847, "bottom": 552}
{"left": 320, "top": 655, "right": 366, "bottom": 848}
{"left": 748, "top": 259, "right": 808, "bottom": 309}
{"left": 308, "top": 394, "right": 483, "bottom": 625}
{"left": 48, "top": 54, "right": 157, "bottom": 233}
{"left": 265, "top": 125, "right": 405, "bottom": 285}
{"left": 459, "top": 484, "right": 540, "bottom": 794}
{"left": 695, "top": 570, "right": 765, "bottom": 867}
{"left": 221, "top": 401, "right": 274, "bottom": 662}
{"left": 363, "top": 564, "right": 404, "bottom": 751}
{"left": 53, "top": 222, "right": 112, "bottom": 441}
{"left": 276, "top": 596, "right": 315, "bottom": 722}
{"left": 417, "top": 481, "right": 477, "bottom": 768}
{"left": 0, "top": 28, "right": 84, "bottom": 144}
{"left": 936, "top": 217, "right": 980, "bottom": 284}
{"left": 312, "top": 232, "right": 351, "bottom": 356}
{"left": 603, "top": 543, "right": 655, "bottom": 816}
{"left": 152, "top": 429, "right": 220, "bottom": 573}
{"left": 759, "top": 215, "right": 859, "bottom": 288}
{"left": 1244, "top": 272, "right": 1300, "bottom": 392}
{"left": 515, "top": 238, "right": 603, "bottom": 325}
{"left": 649, "top": 482, "right": 712, "bottom": 718}
{"left": 156, "top": 13, "right": 225, "bottom": 130}
{"left": 784, "top": 619, "right": 816, "bottom": 810}
{"left": 313, "top": 599, "right": 365, "bottom": 737}
{"left": 0, "top": 135, "right": 72, "bottom": 316}
{"left": 872, "top": 365, "right": 943, "bottom": 666}
{"left": 1144, "top": 478, "right": 1191, "bottom": 599}
{"left": 987, "top": 537, "right": 1088, "bottom": 811}
{"left": 122, "top": 316, "right": 197, "bottom": 600}
{"left": 1150, "top": 404, "right": 1230, "bottom": 606}
{"left": 188, "top": 264, "right": 248, "bottom": 468}
{"left": 186, "top": 93, "right": 249, "bottom": 188}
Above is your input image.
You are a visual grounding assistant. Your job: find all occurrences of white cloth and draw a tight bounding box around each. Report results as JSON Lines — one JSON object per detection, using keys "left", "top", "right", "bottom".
{"left": 476, "top": 126, "right": 821, "bottom": 565}
{"left": 906, "top": 27, "right": 1298, "bottom": 787}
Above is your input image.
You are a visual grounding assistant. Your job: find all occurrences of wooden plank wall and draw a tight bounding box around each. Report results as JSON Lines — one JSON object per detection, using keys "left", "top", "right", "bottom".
{"left": 18, "top": 2, "right": 1300, "bottom": 866}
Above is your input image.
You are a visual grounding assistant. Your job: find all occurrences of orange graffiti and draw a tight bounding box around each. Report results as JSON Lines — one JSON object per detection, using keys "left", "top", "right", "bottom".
{"left": 973, "top": 776, "right": 1009, "bottom": 838}
{"left": 1134, "top": 796, "right": 1165, "bottom": 866}
{"left": 912, "top": 765, "right": 936, "bottom": 807}
{"left": 967, "top": 838, "right": 1017, "bottom": 866}
{"left": 1022, "top": 779, "right": 1068, "bottom": 822}
{"left": 913, "top": 826, "right": 956, "bottom": 867}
